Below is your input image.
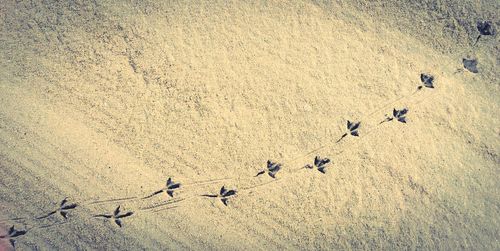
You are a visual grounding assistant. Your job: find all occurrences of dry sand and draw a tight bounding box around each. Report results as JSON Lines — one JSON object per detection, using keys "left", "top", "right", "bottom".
{"left": 0, "top": 0, "right": 499, "bottom": 250}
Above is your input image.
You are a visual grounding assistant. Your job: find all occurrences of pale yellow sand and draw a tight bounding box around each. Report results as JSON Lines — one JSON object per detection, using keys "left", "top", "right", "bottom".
{"left": 0, "top": 0, "right": 499, "bottom": 250}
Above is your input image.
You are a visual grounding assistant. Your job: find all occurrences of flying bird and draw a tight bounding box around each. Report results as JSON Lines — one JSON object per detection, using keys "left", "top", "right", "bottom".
{"left": 474, "top": 20, "right": 495, "bottom": 45}
{"left": 93, "top": 206, "right": 134, "bottom": 228}
{"left": 0, "top": 225, "right": 27, "bottom": 249}
{"left": 202, "top": 186, "right": 237, "bottom": 206}
{"left": 337, "top": 120, "right": 361, "bottom": 142}
{"left": 304, "top": 156, "right": 331, "bottom": 174}
{"left": 36, "top": 198, "right": 77, "bottom": 220}
{"left": 255, "top": 160, "right": 282, "bottom": 178}
{"left": 144, "top": 177, "right": 181, "bottom": 199}
{"left": 380, "top": 108, "right": 409, "bottom": 124}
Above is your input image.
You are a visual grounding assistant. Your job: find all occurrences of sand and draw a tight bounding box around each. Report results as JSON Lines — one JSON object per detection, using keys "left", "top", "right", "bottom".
{"left": 0, "top": 0, "right": 499, "bottom": 250}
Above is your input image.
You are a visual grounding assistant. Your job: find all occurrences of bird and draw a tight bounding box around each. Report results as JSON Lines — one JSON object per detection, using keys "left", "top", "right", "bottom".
{"left": 144, "top": 177, "right": 181, "bottom": 199}
{"left": 93, "top": 206, "right": 134, "bottom": 227}
{"left": 255, "top": 160, "right": 282, "bottom": 178}
{"left": 380, "top": 108, "right": 409, "bottom": 124}
{"left": 36, "top": 198, "right": 77, "bottom": 220}
{"left": 337, "top": 120, "right": 361, "bottom": 142}
{"left": 418, "top": 73, "right": 434, "bottom": 90}
{"left": 0, "top": 225, "right": 27, "bottom": 249}
{"left": 304, "top": 156, "right": 331, "bottom": 174}
{"left": 202, "top": 186, "right": 237, "bottom": 206}
{"left": 475, "top": 20, "right": 495, "bottom": 45}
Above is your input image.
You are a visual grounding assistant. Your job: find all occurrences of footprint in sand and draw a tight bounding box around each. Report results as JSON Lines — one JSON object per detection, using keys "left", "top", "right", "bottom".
{"left": 255, "top": 160, "right": 282, "bottom": 179}
{"left": 93, "top": 206, "right": 134, "bottom": 228}
{"left": 143, "top": 177, "right": 181, "bottom": 199}
{"left": 202, "top": 186, "right": 237, "bottom": 206}
{"left": 380, "top": 108, "right": 409, "bottom": 124}
{"left": 337, "top": 120, "right": 361, "bottom": 142}
{"left": 462, "top": 58, "right": 479, "bottom": 73}
{"left": 475, "top": 20, "right": 495, "bottom": 45}
{"left": 418, "top": 73, "right": 435, "bottom": 90}
{"left": 304, "top": 156, "right": 331, "bottom": 174}
{"left": 36, "top": 198, "right": 78, "bottom": 220}
{"left": 0, "top": 225, "right": 27, "bottom": 249}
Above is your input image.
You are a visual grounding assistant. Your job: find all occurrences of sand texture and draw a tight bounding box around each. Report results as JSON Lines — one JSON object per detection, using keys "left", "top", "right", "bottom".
{"left": 0, "top": 0, "right": 499, "bottom": 250}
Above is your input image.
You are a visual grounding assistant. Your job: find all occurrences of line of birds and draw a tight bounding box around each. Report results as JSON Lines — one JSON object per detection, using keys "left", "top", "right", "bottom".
{"left": 1, "top": 20, "right": 495, "bottom": 250}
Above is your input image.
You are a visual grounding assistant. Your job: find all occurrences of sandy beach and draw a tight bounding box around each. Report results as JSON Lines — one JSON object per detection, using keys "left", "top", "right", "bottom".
{"left": 0, "top": 0, "right": 499, "bottom": 250}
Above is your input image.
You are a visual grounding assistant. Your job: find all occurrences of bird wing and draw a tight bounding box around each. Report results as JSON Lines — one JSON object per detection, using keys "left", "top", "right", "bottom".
{"left": 220, "top": 186, "right": 227, "bottom": 196}
{"left": 351, "top": 131, "right": 359, "bottom": 137}
{"left": 166, "top": 177, "right": 172, "bottom": 186}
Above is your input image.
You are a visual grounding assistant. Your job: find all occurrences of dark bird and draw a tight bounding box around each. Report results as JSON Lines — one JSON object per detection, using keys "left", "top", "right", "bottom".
{"left": 337, "top": 120, "right": 361, "bottom": 142}
{"left": 474, "top": 20, "right": 495, "bottom": 45}
{"left": 417, "top": 73, "right": 434, "bottom": 90}
{"left": 462, "top": 58, "right": 478, "bottom": 73}
{"left": 93, "top": 206, "right": 134, "bottom": 227}
{"left": 202, "top": 186, "right": 237, "bottom": 206}
{"left": 380, "top": 108, "right": 409, "bottom": 124}
{"left": 36, "top": 198, "right": 77, "bottom": 220}
{"left": 304, "top": 156, "right": 331, "bottom": 174}
{"left": 255, "top": 160, "right": 282, "bottom": 178}
{"left": 0, "top": 225, "right": 27, "bottom": 249}
{"left": 144, "top": 177, "right": 181, "bottom": 199}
